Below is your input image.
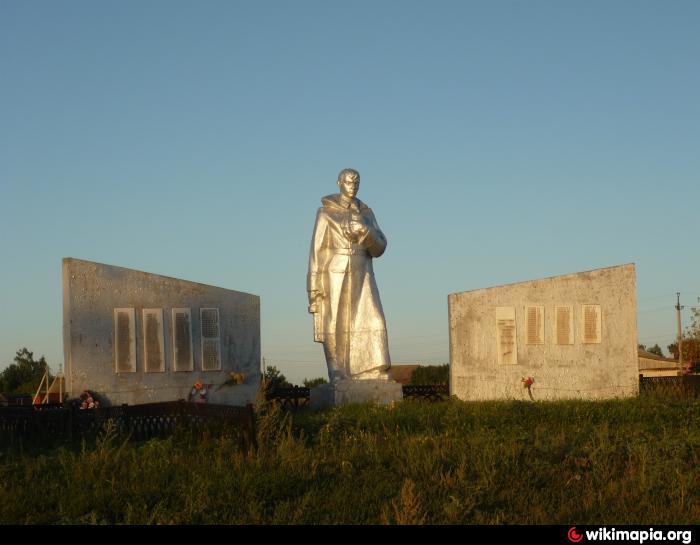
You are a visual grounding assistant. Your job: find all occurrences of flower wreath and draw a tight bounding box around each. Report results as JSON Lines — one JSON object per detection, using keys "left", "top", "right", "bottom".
{"left": 79, "top": 390, "right": 101, "bottom": 410}
{"left": 189, "top": 382, "right": 209, "bottom": 403}
{"left": 521, "top": 376, "right": 535, "bottom": 401}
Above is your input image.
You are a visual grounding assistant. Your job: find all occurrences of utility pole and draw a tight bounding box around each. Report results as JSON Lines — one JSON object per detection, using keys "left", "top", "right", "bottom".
{"left": 676, "top": 292, "right": 684, "bottom": 373}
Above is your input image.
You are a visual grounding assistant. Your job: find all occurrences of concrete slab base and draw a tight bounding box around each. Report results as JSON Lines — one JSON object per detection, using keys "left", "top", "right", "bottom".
{"left": 310, "top": 378, "right": 403, "bottom": 409}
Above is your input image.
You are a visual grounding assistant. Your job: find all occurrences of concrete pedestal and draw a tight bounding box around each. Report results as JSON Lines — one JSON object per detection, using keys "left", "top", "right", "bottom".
{"left": 310, "top": 378, "right": 403, "bottom": 409}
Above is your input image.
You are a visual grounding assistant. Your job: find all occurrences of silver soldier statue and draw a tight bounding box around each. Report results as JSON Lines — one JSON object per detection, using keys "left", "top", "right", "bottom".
{"left": 307, "top": 168, "right": 391, "bottom": 382}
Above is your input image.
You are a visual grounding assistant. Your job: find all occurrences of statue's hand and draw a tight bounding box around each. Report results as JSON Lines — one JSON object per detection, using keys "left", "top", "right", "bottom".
{"left": 308, "top": 290, "right": 323, "bottom": 312}
{"left": 342, "top": 220, "right": 356, "bottom": 242}
{"left": 352, "top": 221, "right": 369, "bottom": 239}
{"left": 345, "top": 215, "right": 368, "bottom": 242}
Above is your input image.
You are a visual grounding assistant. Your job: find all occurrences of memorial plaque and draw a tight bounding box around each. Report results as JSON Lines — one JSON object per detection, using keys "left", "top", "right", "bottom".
{"left": 201, "top": 308, "right": 220, "bottom": 338}
{"left": 496, "top": 306, "right": 517, "bottom": 365}
{"left": 200, "top": 308, "right": 221, "bottom": 371}
{"left": 555, "top": 305, "right": 574, "bottom": 345}
{"left": 172, "top": 308, "right": 193, "bottom": 372}
{"left": 526, "top": 305, "right": 544, "bottom": 345}
{"left": 114, "top": 308, "right": 136, "bottom": 373}
{"left": 202, "top": 339, "right": 221, "bottom": 371}
{"left": 582, "top": 304, "right": 602, "bottom": 344}
{"left": 143, "top": 308, "right": 164, "bottom": 373}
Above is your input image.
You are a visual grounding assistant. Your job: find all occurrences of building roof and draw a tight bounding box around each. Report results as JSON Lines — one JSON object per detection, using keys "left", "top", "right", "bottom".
{"left": 638, "top": 349, "right": 677, "bottom": 362}
{"left": 638, "top": 349, "right": 680, "bottom": 371}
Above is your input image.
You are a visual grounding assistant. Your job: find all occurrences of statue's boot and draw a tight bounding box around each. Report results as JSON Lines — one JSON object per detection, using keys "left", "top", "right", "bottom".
{"left": 327, "top": 362, "right": 347, "bottom": 383}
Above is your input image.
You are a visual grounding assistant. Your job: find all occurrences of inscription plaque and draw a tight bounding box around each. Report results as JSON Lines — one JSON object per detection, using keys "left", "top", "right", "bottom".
{"left": 582, "top": 304, "right": 602, "bottom": 344}
{"left": 172, "top": 308, "right": 193, "bottom": 372}
{"left": 202, "top": 340, "right": 220, "bottom": 371}
{"left": 555, "top": 306, "right": 574, "bottom": 345}
{"left": 526, "top": 306, "right": 544, "bottom": 345}
{"left": 114, "top": 308, "right": 136, "bottom": 373}
{"left": 496, "top": 307, "right": 517, "bottom": 365}
{"left": 143, "top": 308, "right": 164, "bottom": 373}
{"left": 201, "top": 308, "right": 219, "bottom": 338}
{"left": 200, "top": 308, "right": 221, "bottom": 371}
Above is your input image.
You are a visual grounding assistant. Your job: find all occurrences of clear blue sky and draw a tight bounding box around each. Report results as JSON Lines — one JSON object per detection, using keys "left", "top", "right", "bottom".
{"left": 1, "top": 0, "right": 698, "bottom": 384}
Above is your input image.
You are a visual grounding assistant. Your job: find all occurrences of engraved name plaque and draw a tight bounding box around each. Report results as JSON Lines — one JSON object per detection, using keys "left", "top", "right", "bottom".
{"left": 555, "top": 305, "right": 574, "bottom": 345}
{"left": 526, "top": 305, "right": 544, "bottom": 345}
{"left": 496, "top": 306, "right": 517, "bottom": 365}
{"left": 114, "top": 308, "right": 136, "bottom": 373}
{"left": 200, "top": 308, "right": 221, "bottom": 371}
{"left": 172, "top": 308, "right": 193, "bottom": 372}
{"left": 143, "top": 308, "right": 164, "bottom": 373}
{"left": 582, "top": 304, "right": 602, "bottom": 344}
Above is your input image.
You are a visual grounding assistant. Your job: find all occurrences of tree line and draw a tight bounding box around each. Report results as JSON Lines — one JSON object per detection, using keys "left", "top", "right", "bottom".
{"left": 0, "top": 348, "right": 52, "bottom": 397}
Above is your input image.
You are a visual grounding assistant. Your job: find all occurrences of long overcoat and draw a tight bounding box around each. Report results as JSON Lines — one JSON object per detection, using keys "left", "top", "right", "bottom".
{"left": 307, "top": 194, "right": 391, "bottom": 377}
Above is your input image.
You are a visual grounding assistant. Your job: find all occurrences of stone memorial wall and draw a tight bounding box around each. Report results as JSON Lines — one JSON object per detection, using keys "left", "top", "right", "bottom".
{"left": 62, "top": 258, "right": 260, "bottom": 406}
{"left": 448, "top": 264, "right": 638, "bottom": 400}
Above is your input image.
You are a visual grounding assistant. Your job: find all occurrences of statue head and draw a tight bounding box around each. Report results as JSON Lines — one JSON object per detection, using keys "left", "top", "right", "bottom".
{"left": 337, "top": 168, "right": 360, "bottom": 199}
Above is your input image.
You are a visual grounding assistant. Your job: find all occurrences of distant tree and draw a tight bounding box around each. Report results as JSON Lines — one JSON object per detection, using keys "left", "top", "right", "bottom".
{"left": 303, "top": 377, "right": 328, "bottom": 388}
{"left": 688, "top": 305, "right": 700, "bottom": 373}
{"left": 667, "top": 339, "right": 700, "bottom": 365}
{"left": 668, "top": 335, "right": 700, "bottom": 373}
{"left": 638, "top": 344, "right": 647, "bottom": 352}
{"left": 667, "top": 342, "right": 677, "bottom": 358}
{"left": 647, "top": 344, "right": 664, "bottom": 357}
{"left": 263, "top": 365, "right": 291, "bottom": 391}
{"left": 410, "top": 364, "right": 449, "bottom": 385}
{"left": 689, "top": 304, "right": 700, "bottom": 342}
{"left": 0, "top": 348, "right": 51, "bottom": 396}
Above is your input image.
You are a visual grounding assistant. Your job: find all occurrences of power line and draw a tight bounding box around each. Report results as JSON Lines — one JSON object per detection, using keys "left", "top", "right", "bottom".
{"left": 637, "top": 306, "right": 674, "bottom": 314}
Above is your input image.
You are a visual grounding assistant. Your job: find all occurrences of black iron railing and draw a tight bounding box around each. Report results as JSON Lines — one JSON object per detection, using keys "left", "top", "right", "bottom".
{"left": 402, "top": 384, "right": 449, "bottom": 402}
{"left": 266, "top": 386, "right": 310, "bottom": 409}
{"left": 0, "top": 401, "right": 256, "bottom": 449}
{"left": 639, "top": 374, "right": 700, "bottom": 396}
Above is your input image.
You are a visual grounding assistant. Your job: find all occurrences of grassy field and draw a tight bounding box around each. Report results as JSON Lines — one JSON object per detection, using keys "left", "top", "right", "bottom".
{"left": 1, "top": 394, "right": 699, "bottom": 524}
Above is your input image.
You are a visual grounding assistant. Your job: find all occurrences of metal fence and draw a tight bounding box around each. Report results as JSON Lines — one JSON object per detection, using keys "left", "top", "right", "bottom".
{"left": 5, "top": 376, "right": 693, "bottom": 444}
{"left": 266, "top": 386, "right": 310, "bottom": 409}
{"left": 0, "top": 401, "right": 257, "bottom": 449}
{"left": 265, "top": 384, "right": 451, "bottom": 407}
{"left": 402, "top": 384, "right": 449, "bottom": 402}
{"left": 639, "top": 374, "right": 700, "bottom": 396}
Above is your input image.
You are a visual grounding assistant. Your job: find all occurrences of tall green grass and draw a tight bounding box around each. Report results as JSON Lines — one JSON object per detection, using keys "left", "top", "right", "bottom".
{"left": 1, "top": 394, "right": 699, "bottom": 524}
